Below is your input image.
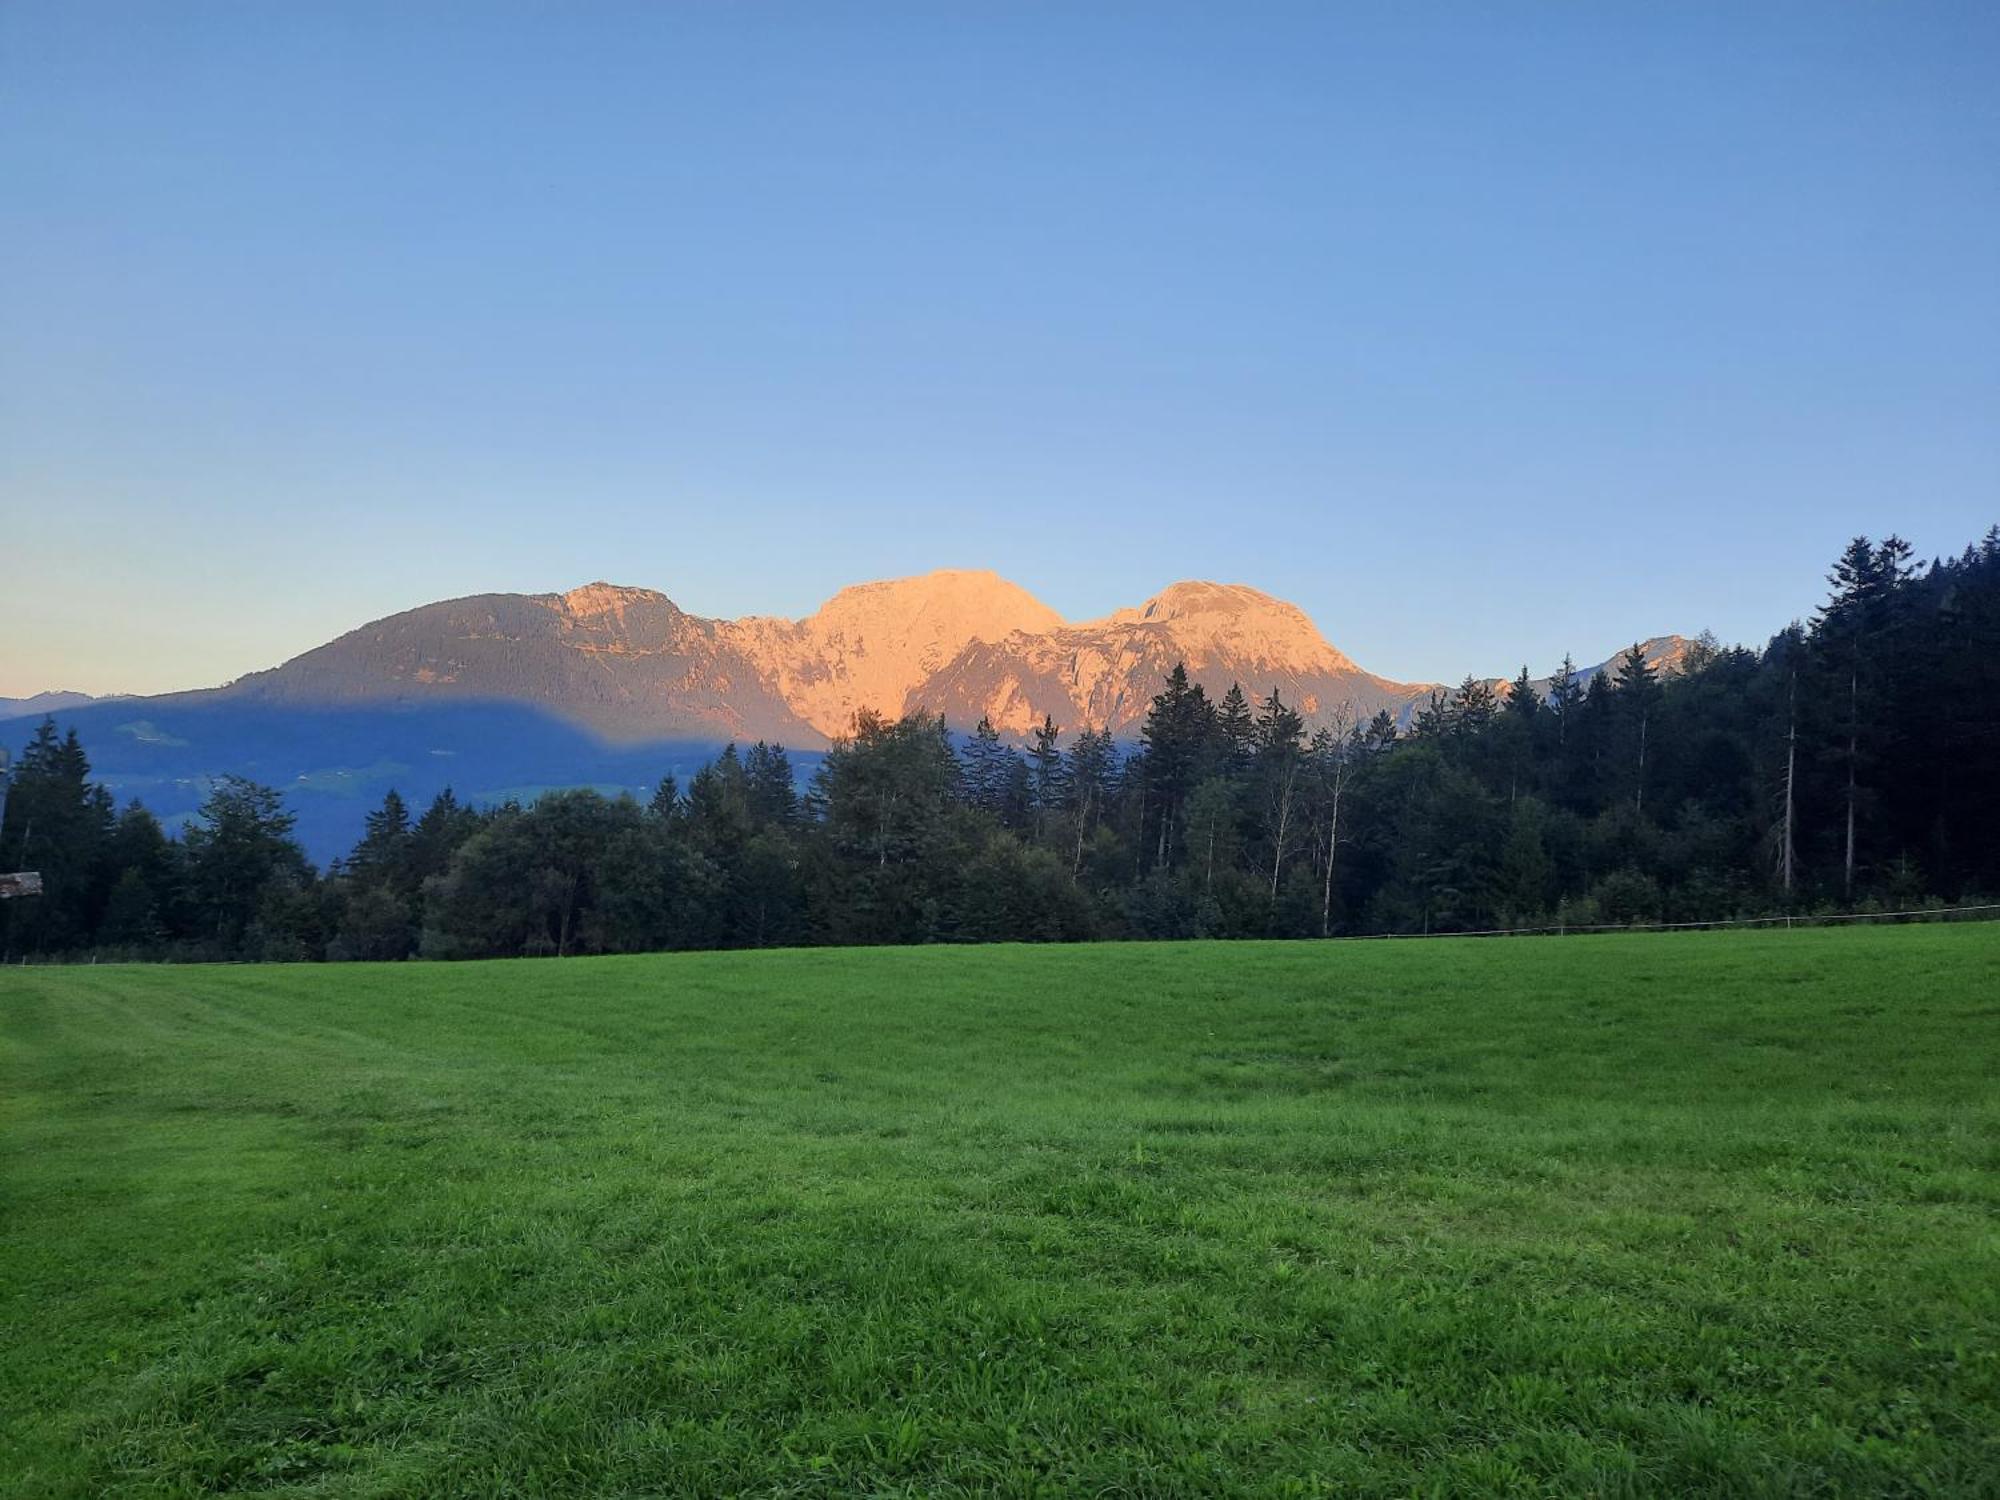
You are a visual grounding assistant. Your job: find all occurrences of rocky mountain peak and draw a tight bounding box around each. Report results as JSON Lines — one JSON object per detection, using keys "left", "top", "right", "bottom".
{"left": 1135, "top": 580, "right": 1274, "bottom": 620}
{"left": 725, "top": 570, "right": 1069, "bottom": 739}
{"left": 802, "top": 568, "right": 1065, "bottom": 640}
{"left": 1086, "top": 580, "right": 1361, "bottom": 676}
{"left": 552, "top": 582, "right": 673, "bottom": 623}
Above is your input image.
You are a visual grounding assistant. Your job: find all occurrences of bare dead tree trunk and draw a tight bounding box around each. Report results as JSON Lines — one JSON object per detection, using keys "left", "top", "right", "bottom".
{"left": 1634, "top": 710, "right": 1648, "bottom": 815}
{"left": 1071, "top": 786, "right": 1091, "bottom": 882}
{"left": 1844, "top": 661, "right": 1859, "bottom": 898}
{"left": 1317, "top": 712, "right": 1353, "bottom": 938}
{"left": 1268, "top": 757, "right": 1298, "bottom": 903}
{"left": 557, "top": 873, "right": 577, "bottom": 958}
{"left": 1320, "top": 758, "right": 1344, "bottom": 938}
{"left": 1781, "top": 669, "right": 1798, "bottom": 897}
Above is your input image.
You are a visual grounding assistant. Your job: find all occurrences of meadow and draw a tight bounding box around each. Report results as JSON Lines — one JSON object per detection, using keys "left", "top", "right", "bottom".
{"left": 3, "top": 927, "right": 1996, "bottom": 1497}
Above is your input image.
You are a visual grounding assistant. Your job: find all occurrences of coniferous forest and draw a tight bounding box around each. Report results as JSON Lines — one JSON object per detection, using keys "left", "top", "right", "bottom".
{"left": 4, "top": 529, "right": 1996, "bottom": 963}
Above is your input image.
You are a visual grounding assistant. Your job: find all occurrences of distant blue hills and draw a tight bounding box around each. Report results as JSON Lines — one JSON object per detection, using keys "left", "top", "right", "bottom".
{"left": 0, "top": 697, "right": 776, "bottom": 865}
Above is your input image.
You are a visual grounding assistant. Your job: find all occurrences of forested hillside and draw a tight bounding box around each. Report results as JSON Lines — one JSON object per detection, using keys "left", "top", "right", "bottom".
{"left": 4, "top": 529, "right": 1994, "bottom": 962}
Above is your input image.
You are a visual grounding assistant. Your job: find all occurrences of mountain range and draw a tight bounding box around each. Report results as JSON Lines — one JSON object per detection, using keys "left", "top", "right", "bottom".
{"left": 216, "top": 570, "right": 1441, "bottom": 745}
{"left": 2, "top": 571, "right": 1685, "bottom": 859}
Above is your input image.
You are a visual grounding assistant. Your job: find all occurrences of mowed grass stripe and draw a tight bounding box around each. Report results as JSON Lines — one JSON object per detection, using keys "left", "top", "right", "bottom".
{"left": 2, "top": 926, "right": 1996, "bottom": 1497}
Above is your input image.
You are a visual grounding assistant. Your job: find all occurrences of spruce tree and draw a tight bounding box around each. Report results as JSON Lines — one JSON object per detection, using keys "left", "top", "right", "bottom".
{"left": 1216, "top": 684, "right": 1255, "bottom": 772}
{"left": 745, "top": 742, "right": 798, "bottom": 828}
{"left": 686, "top": 745, "right": 754, "bottom": 859}
{"left": 1028, "top": 715, "right": 1065, "bottom": 839}
{"left": 1412, "top": 689, "right": 1455, "bottom": 739}
{"left": 183, "top": 776, "right": 309, "bottom": 955}
{"left": 1498, "top": 667, "right": 1541, "bottom": 803}
{"left": 1810, "top": 535, "right": 1916, "bottom": 896}
{"left": 1139, "top": 664, "right": 1213, "bottom": 867}
{"left": 1452, "top": 676, "right": 1499, "bottom": 736}
{"left": 1505, "top": 666, "right": 1540, "bottom": 720}
{"left": 1063, "top": 727, "right": 1118, "bottom": 877}
{"left": 962, "top": 717, "right": 1010, "bottom": 814}
{"left": 0, "top": 718, "right": 113, "bottom": 953}
{"left": 649, "top": 774, "right": 680, "bottom": 821}
{"left": 1546, "top": 654, "right": 1582, "bottom": 745}
{"left": 409, "top": 789, "right": 481, "bottom": 885}
{"left": 1613, "top": 644, "right": 1662, "bottom": 814}
{"left": 1253, "top": 689, "right": 1306, "bottom": 900}
{"left": 1361, "top": 710, "right": 1399, "bottom": 755}
{"left": 351, "top": 789, "right": 412, "bottom": 883}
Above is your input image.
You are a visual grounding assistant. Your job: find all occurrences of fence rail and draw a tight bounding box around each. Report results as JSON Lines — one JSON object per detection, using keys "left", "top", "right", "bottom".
{"left": 7, "top": 903, "right": 1997, "bottom": 965}
{"left": 1336, "top": 903, "right": 2000, "bottom": 941}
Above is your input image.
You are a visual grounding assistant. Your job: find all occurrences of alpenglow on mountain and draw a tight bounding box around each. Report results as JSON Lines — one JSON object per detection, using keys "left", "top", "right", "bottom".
{"left": 216, "top": 570, "right": 1446, "bottom": 745}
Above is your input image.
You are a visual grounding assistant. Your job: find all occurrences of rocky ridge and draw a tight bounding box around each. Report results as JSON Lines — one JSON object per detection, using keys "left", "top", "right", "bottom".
{"left": 39, "top": 571, "right": 1689, "bottom": 749}
{"left": 206, "top": 570, "right": 1435, "bottom": 745}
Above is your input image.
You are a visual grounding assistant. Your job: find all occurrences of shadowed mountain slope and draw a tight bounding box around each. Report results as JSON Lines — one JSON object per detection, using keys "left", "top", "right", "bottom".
{"left": 219, "top": 585, "right": 818, "bottom": 744}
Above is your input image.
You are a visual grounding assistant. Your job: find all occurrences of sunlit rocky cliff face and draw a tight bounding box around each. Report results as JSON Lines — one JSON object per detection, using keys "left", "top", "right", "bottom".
{"left": 912, "top": 580, "right": 1427, "bottom": 737}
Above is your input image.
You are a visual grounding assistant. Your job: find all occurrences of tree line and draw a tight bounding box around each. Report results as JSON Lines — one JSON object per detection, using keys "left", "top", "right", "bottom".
{"left": 3, "top": 527, "right": 1995, "bottom": 962}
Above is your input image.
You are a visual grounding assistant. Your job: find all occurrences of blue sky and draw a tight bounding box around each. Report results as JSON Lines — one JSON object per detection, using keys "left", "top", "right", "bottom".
{"left": 3, "top": 2, "right": 1995, "bottom": 697}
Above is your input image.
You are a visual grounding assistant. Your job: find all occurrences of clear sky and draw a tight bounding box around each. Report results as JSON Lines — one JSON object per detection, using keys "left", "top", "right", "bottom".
{"left": 2, "top": 2, "right": 1995, "bottom": 698}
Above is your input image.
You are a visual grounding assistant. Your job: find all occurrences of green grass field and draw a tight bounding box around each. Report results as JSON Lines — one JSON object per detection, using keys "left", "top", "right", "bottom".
{"left": 3, "top": 928, "right": 1997, "bottom": 1497}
